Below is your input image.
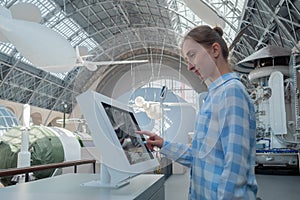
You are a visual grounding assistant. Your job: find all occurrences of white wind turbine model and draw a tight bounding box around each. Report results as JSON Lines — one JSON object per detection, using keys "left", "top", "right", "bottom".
{"left": 43, "top": 45, "right": 149, "bottom": 72}
{"left": 0, "top": 3, "right": 148, "bottom": 73}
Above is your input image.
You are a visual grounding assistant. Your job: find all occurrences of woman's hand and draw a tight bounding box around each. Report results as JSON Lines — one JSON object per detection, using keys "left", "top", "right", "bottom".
{"left": 136, "top": 130, "right": 164, "bottom": 151}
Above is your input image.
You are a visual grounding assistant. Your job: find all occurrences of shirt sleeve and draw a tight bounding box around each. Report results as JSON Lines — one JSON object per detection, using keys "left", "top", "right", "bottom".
{"left": 160, "top": 141, "right": 193, "bottom": 167}
{"left": 217, "top": 85, "right": 253, "bottom": 199}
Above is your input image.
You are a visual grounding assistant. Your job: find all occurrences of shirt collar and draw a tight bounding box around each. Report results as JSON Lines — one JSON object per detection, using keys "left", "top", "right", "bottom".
{"left": 208, "top": 72, "right": 239, "bottom": 91}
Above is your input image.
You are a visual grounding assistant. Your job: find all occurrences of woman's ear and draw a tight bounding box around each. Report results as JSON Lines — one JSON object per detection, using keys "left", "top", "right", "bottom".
{"left": 211, "top": 42, "right": 221, "bottom": 58}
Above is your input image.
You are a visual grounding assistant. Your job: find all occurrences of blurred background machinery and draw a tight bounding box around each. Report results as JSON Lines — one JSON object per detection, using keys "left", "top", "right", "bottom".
{"left": 239, "top": 46, "right": 300, "bottom": 174}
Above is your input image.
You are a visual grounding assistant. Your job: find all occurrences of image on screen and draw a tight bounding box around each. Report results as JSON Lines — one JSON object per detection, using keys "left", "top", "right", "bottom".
{"left": 102, "top": 102, "right": 154, "bottom": 165}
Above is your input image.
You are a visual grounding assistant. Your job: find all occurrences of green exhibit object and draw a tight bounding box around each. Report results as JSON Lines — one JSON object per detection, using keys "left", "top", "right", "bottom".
{"left": 0, "top": 125, "right": 65, "bottom": 185}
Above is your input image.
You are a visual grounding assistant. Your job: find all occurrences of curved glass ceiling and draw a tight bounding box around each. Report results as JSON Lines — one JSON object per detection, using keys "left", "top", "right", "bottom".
{"left": 0, "top": 0, "right": 244, "bottom": 78}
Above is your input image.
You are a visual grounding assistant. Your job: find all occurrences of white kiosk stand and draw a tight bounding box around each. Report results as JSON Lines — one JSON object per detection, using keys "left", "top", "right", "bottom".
{"left": 81, "top": 163, "right": 133, "bottom": 188}
{"left": 76, "top": 91, "right": 160, "bottom": 189}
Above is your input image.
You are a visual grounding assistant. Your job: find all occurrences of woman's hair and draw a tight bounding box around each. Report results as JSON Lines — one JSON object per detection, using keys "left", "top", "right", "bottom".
{"left": 182, "top": 25, "right": 229, "bottom": 60}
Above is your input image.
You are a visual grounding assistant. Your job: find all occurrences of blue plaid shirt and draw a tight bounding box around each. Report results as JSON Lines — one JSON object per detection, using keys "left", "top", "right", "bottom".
{"left": 160, "top": 73, "right": 257, "bottom": 199}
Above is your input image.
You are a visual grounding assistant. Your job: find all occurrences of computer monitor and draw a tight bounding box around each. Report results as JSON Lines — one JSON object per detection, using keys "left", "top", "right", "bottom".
{"left": 76, "top": 90, "right": 159, "bottom": 188}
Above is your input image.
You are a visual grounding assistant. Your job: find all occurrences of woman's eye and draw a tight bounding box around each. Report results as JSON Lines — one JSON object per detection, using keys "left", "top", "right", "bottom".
{"left": 189, "top": 53, "right": 195, "bottom": 58}
{"left": 185, "top": 52, "right": 195, "bottom": 62}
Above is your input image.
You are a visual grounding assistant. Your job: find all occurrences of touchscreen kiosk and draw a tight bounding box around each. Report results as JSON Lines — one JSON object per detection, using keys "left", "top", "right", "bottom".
{"left": 76, "top": 91, "right": 159, "bottom": 188}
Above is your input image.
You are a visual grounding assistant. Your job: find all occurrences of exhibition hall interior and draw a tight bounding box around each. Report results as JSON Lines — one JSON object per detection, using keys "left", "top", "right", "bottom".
{"left": 0, "top": 0, "right": 300, "bottom": 199}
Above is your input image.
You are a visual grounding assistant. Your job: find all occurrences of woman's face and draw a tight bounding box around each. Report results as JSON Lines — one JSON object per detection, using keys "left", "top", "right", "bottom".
{"left": 182, "top": 38, "right": 218, "bottom": 81}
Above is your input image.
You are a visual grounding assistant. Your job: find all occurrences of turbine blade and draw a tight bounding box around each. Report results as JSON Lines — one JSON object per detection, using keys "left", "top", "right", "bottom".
{"left": 86, "top": 59, "right": 149, "bottom": 66}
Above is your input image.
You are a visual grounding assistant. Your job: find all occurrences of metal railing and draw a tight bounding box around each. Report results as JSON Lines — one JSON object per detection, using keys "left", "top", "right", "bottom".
{"left": 0, "top": 159, "right": 96, "bottom": 182}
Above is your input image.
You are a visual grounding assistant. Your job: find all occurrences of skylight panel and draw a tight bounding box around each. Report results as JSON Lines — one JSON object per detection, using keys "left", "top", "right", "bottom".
{"left": 44, "top": 12, "right": 65, "bottom": 27}
{"left": 167, "top": 0, "right": 202, "bottom": 35}
{"left": 0, "top": 43, "right": 14, "bottom": 56}
{"left": 54, "top": 18, "right": 81, "bottom": 39}
{"left": 13, "top": 52, "right": 32, "bottom": 65}
{"left": 66, "top": 18, "right": 80, "bottom": 32}
{"left": 79, "top": 39, "right": 98, "bottom": 51}
{"left": 20, "top": 57, "right": 32, "bottom": 65}
{"left": 71, "top": 31, "right": 89, "bottom": 45}
{"left": 167, "top": 0, "right": 246, "bottom": 45}
{"left": 50, "top": 72, "right": 68, "bottom": 79}
{"left": 54, "top": 21, "right": 74, "bottom": 39}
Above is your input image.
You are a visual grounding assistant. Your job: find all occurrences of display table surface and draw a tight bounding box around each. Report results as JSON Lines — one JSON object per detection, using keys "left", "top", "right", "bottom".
{"left": 0, "top": 173, "right": 165, "bottom": 200}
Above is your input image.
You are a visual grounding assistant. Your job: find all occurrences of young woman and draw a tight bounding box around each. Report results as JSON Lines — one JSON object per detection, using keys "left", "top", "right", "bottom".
{"left": 138, "top": 25, "right": 258, "bottom": 199}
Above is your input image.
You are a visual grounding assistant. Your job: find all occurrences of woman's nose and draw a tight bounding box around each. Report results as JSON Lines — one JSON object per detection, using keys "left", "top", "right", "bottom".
{"left": 187, "top": 62, "right": 194, "bottom": 71}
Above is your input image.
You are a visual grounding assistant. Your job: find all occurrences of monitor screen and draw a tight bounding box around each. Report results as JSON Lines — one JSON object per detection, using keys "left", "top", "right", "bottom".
{"left": 102, "top": 102, "right": 154, "bottom": 165}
